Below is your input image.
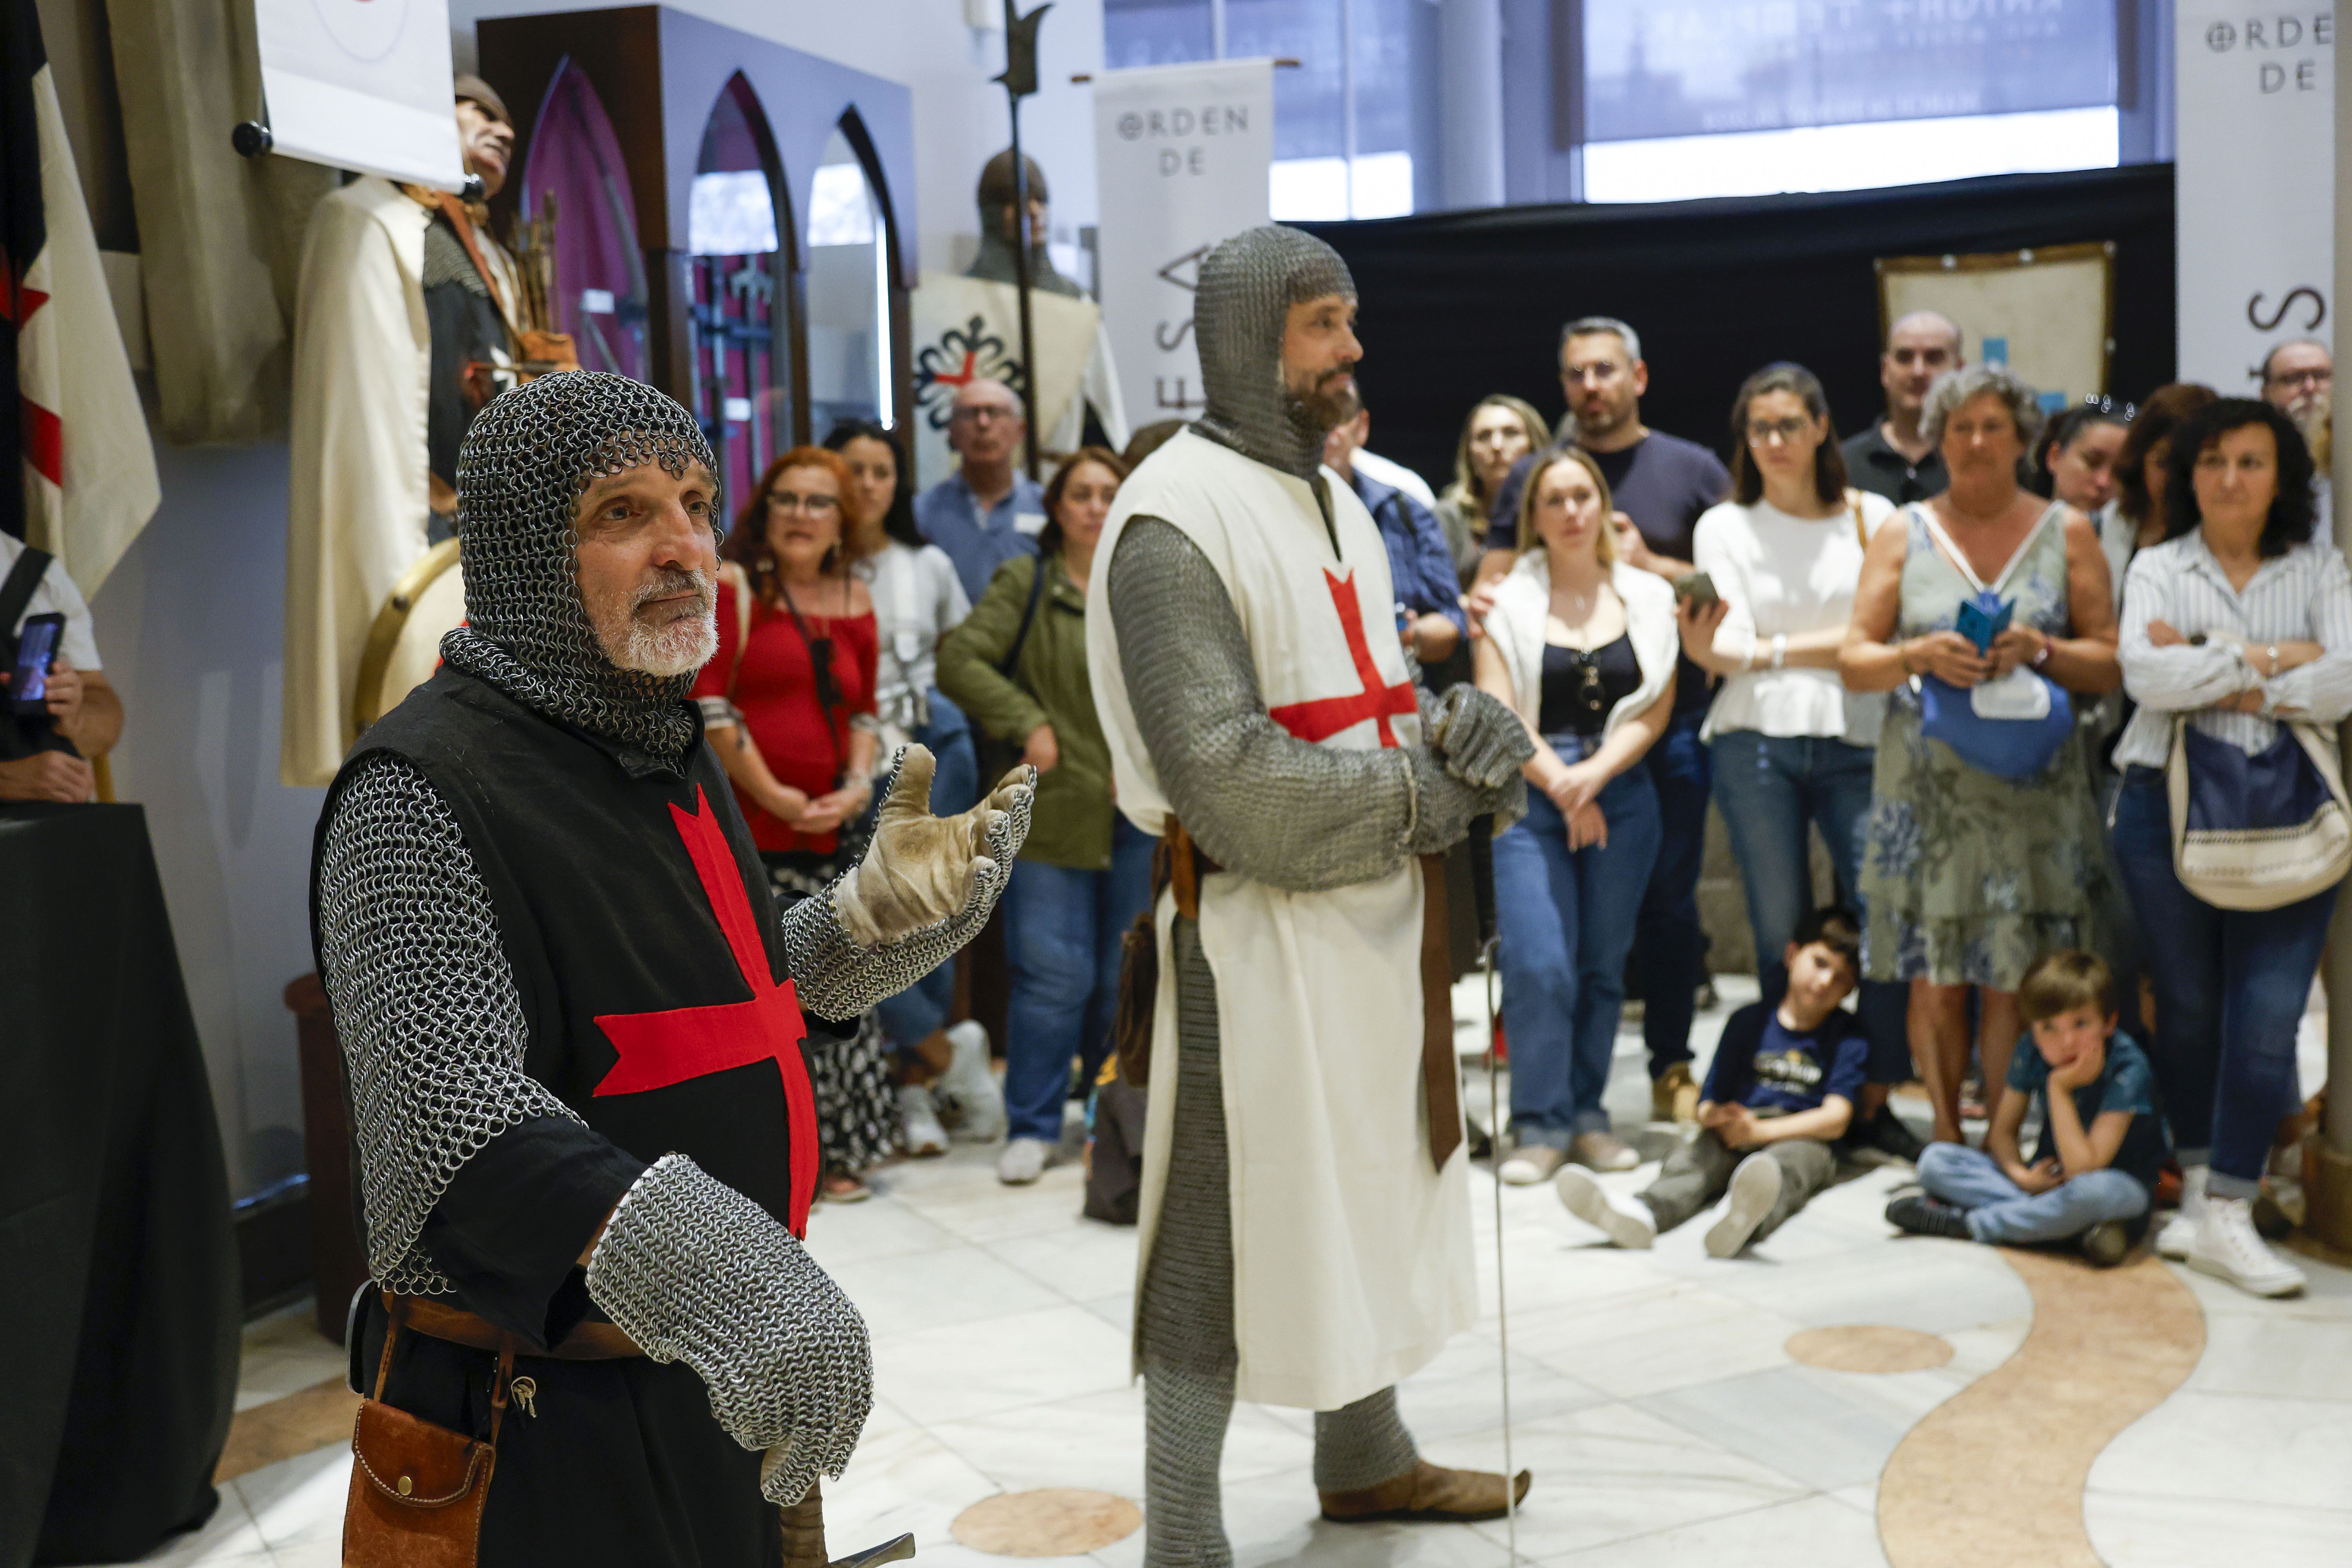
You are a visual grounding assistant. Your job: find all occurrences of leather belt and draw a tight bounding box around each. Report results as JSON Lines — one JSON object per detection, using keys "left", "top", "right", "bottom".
{"left": 386, "top": 1292, "right": 644, "bottom": 1361}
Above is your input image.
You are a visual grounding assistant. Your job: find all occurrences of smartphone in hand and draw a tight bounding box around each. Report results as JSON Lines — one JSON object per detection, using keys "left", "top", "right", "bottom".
{"left": 1673, "top": 571, "right": 1719, "bottom": 610}
{"left": 8, "top": 612, "right": 64, "bottom": 716}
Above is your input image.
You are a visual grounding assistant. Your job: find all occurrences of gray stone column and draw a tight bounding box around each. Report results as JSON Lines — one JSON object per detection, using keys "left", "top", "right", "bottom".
{"left": 1436, "top": 0, "right": 1506, "bottom": 211}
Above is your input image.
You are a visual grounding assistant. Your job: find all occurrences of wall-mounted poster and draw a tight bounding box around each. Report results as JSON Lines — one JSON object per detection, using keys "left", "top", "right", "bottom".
{"left": 1877, "top": 242, "right": 2114, "bottom": 412}
{"left": 255, "top": 0, "right": 465, "bottom": 189}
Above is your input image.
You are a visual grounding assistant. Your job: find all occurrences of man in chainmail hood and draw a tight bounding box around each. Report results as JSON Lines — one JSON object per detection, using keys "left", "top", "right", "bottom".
{"left": 312, "top": 370, "right": 1032, "bottom": 1564}
{"left": 1086, "top": 226, "right": 1536, "bottom": 1562}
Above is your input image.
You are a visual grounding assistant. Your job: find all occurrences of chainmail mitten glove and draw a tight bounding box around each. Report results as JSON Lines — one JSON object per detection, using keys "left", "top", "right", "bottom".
{"left": 1404, "top": 749, "right": 1525, "bottom": 856}
{"left": 834, "top": 748, "right": 1036, "bottom": 946}
{"left": 1422, "top": 684, "right": 1535, "bottom": 791}
{"left": 585, "top": 1154, "right": 871, "bottom": 1505}
{"left": 777, "top": 755, "right": 1035, "bottom": 1019}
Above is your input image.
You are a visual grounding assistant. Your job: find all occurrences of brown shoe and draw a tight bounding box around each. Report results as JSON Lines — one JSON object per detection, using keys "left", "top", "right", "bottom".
{"left": 1651, "top": 1063, "right": 1699, "bottom": 1125}
{"left": 1320, "top": 1460, "right": 1532, "bottom": 1524}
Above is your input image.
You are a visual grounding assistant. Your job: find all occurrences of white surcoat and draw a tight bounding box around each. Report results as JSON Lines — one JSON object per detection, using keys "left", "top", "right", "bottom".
{"left": 1087, "top": 429, "right": 1475, "bottom": 1410}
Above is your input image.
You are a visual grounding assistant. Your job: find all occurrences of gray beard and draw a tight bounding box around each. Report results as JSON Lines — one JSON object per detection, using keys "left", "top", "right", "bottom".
{"left": 594, "top": 567, "right": 718, "bottom": 678}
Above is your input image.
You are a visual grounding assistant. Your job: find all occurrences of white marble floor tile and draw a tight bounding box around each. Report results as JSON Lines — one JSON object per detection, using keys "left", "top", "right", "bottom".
{"left": 1506, "top": 1281, "right": 1811, "bottom": 1400}
{"left": 1081, "top": 1291, "right": 1136, "bottom": 1332}
{"left": 871, "top": 1302, "right": 1135, "bottom": 1425}
{"left": 1535, "top": 1492, "right": 1889, "bottom": 1566}
{"left": 269, "top": 1538, "right": 342, "bottom": 1568}
{"left": 802, "top": 1193, "right": 963, "bottom": 1267}
{"left": 1829, "top": 1481, "right": 1878, "bottom": 1517}
{"left": 987, "top": 1219, "right": 1143, "bottom": 1304}
{"left": 1394, "top": 1334, "right": 1608, "bottom": 1444}
{"left": 1704, "top": 1237, "right": 2030, "bottom": 1335}
{"left": 2187, "top": 1311, "right": 2352, "bottom": 1401}
{"left": 1441, "top": 1402, "right": 1809, "bottom": 1559}
{"left": 1633, "top": 1363, "right": 1960, "bottom": 1493}
{"left": 824, "top": 1241, "right": 1066, "bottom": 1339}
{"left": 2086, "top": 1490, "right": 2352, "bottom": 1567}
{"left": 230, "top": 1446, "right": 349, "bottom": 1556}
{"left": 2087, "top": 1389, "right": 2352, "bottom": 1510}
{"left": 227, "top": 1307, "right": 347, "bottom": 1413}
{"left": 895, "top": 1163, "right": 1096, "bottom": 1243}
{"left": 825, "top": 1422, "right": 1005, "bottom": 1551}
{"left": 900, "top": 1543, "right": 1107, "bottom": 1568}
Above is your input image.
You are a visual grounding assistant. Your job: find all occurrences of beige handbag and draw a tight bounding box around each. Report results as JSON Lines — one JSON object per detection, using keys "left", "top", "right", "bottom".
{"left": 2168, "top": 716, "right": 2352, "bottom": 910}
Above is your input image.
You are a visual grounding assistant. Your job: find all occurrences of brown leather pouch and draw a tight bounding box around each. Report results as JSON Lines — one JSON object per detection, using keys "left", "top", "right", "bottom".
{"left": 1112, "top": 908, "right": 1158, "bottom": 1087}
{"left": 343, "top": 1305, "right": 510, "bottom": 1568}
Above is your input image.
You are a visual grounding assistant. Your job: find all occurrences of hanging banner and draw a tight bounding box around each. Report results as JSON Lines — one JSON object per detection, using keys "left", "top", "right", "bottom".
{"left": 256, "top": 0, "right": 466, "bottom": 190}
{"left": 2175, "top": 4, "right": 2334, "bottom": 392}
{"left": 1091, "top": 59, "right": 1274, "bottom": 428}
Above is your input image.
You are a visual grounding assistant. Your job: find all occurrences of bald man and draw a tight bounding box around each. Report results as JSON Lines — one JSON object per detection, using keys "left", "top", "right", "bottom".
{"left": 914, "top": 377, "right": 1049, "bottom": 601}
{"left": 1842, "top": 310, "right": 1965, "bottom": 504}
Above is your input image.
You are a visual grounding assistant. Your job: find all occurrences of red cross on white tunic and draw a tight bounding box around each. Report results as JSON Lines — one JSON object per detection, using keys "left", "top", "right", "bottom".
{"left": 1268, "top": 569, "right": 1417, "bottom": 748}
{"left": 592, "top": 786, "right": 820, "bottom": 1235}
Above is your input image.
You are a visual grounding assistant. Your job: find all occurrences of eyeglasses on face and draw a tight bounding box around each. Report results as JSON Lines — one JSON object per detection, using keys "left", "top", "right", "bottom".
{"left": 765, "top": 490, "right": 840, "bottom": 515}
{"left": 1746, "top": 416, "right": 1814, "bottom": 444}
{"left": 2266, "top": 367, "right": 2333, "bottom": 390}
{"left": 951, "top": 403, "right": 1018, "bottom": 425}
{"left": 1563, "top": 361, "right": 1623, "bottom": 385}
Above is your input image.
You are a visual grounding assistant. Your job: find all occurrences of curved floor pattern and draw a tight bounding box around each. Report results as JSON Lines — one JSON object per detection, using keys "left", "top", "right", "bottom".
{"left": 1878, "top": 1249, "right": 2203, "bottom": 1568}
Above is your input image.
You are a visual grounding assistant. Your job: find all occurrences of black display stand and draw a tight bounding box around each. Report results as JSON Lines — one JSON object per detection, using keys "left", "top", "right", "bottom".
{"left": 0, "top": 804, "right": 241, "bottom": 1568}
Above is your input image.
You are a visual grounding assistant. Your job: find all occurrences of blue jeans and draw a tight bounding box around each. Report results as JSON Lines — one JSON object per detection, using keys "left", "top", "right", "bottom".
{"left": 2109, "top": 766, "right": 2337, "bottom": 1195}
{"left": 1708, "top": 730, "right": 1911, "bottom": 1084}
{"left": 875, "top": 691, "right": 981, "bottom": 1052}
{"left": 1001, "top": 815, "right": 1157, "bottom": 1143}
{"left": 1917, "top": 1142, "right": 2148, "bottom": 1244}
{"left": 1495, "top": 756, "right": 1663, "bottom": 1144}
{"left": 1631, "top": 710, "right": 1711, "bottom": 1078}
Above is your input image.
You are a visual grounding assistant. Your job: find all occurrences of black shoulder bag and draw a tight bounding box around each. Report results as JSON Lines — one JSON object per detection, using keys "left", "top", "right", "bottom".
{"left": 1, "top": 546, "right": 74, "bottom": 762}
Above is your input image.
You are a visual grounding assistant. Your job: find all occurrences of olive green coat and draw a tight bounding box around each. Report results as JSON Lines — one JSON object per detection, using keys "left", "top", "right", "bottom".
{"left": 936, "top": 551, "right": 1115, "bottom": 869}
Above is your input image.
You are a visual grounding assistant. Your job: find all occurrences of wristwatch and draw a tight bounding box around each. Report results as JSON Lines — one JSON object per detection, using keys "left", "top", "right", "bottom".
{"left": 2031, "top": 636, "right": 2051, "bottom": 670}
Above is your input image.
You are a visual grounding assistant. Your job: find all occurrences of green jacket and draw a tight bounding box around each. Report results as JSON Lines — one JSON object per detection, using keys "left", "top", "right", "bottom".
{"left": 936, "top": 551, "right": 1115, "bottom": 869}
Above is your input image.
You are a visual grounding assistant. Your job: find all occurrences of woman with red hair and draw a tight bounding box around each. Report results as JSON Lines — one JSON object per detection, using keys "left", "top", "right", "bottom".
{"left": 694, "top": 444, "right": 892, "bottom": 1200}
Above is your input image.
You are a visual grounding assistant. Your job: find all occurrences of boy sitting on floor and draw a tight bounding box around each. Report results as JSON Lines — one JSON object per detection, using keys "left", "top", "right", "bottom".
{"left": 1887, "top": 949, "right": 2165, "bottom": 1267}
{"left": 1558, "top": 907, "right": 1865, "bottom": 1258}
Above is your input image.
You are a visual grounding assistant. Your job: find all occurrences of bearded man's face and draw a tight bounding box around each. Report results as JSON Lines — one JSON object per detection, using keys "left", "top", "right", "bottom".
{"left": 572, "top": 459, "right": 721, "bottom": 677}
{"left": 1281, "top": 292, "right": 1363, "bottom": 435}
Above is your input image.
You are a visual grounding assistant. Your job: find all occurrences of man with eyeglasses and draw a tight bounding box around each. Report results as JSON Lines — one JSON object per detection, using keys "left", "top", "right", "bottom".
{"left": 1475, "top": 316, "right": 1731, "bottom": 1134}
{"left": 1841, "top": 310, "right": 1964, "bottom": 504}
{"left": 2259, "top": 339, "right": 2332, "bottom": 435}
{"left": 914, "top": 378, "right": 1049, "bottom": 602}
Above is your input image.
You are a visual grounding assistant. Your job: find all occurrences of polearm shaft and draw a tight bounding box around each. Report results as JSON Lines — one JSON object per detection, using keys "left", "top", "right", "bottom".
{"left": 997, "top": 0, "right": 1052, "bottom": 481}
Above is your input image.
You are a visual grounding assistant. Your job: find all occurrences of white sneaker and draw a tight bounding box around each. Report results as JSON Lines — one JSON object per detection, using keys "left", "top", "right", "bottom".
{"left": 2154, "top": 1163, "right": 2207, "bottom": 1260}
{"left": 2187, "top": 1195, "right": 2307, "bottom": 1298}
{"left": 1555, "top": 1166, "right": 1657, "bottom": 1249}
{"left": 1498, "top": 1144, "right": 1567, "bottom": 1185}
{"left": 997, "top": 1136, "right": 1053, "bottom": 1186}
{"left": 898, "top": 1083, "right": 948, "bottom": 1157}
{"left": 936, "top": 1021, "right": 1007, "bottom": 1143}
{"left": 1704, "top": 1154, "right": 1784, "bottom": 1259}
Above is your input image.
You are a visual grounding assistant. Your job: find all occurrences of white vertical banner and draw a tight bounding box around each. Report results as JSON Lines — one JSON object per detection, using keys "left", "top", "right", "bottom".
{"left": 256, "top": 0, "right": 466, "bottom": 190}
{"left": 2175, "top": 5, "right": 2334, "bottom": 390}
{"left": 1092, "top": 60, "right": 1274, "bottom": 426}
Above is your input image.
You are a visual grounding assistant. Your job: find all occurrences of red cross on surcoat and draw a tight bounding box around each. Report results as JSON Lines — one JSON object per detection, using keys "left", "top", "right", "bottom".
{"left": 593, "top": 785, "right": 820, "bottom": 1235}
{"left": 1267, "top": 570, "right": 1417, "bottom": 748}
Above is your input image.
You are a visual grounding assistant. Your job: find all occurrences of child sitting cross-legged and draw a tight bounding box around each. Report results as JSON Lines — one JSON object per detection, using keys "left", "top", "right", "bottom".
{"left": 1557, "top": 907, "right": 1866, "bottom": 1258}
{"left": 1887, "top": 949, "right": 2167, "bottom": 1267}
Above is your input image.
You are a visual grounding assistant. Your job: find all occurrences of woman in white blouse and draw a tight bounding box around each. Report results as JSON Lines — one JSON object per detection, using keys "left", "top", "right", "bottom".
{"left": 1476, "top": 448, "right": 1679, "bottom": 1180}
{"left": 2111, "top": 399, "right": 2352, "bottom": 1299}
{"left": 1681, "top": 364, "right": 1919, "bottom": 1158}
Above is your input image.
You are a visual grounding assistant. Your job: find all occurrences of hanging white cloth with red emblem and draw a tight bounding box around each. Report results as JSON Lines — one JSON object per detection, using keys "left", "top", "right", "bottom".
{"left": 1089, "top": 427, "right": 1474, "bottom": 1411}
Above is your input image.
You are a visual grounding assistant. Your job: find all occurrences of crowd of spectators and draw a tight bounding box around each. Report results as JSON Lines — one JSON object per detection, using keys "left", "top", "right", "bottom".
{"left": 708, "top": 303, "right": 2339, "bottom": 1304}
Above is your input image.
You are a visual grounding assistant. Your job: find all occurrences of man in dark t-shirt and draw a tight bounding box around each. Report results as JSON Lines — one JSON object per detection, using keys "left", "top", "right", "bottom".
{"left": 1477, "top": 318, "right": 1729, "bottom": 1129}
{"left": 1840, "top": 310, "right": 1962, "bottom": 504}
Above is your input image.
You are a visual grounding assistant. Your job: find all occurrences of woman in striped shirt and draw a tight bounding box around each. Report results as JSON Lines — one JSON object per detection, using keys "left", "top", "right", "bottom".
{"left": 2110, "top": 398, "right": 2352, "bottom": 1299}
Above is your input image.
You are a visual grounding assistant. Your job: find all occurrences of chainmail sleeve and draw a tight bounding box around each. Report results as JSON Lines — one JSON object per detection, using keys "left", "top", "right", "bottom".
{"left": 1108, "top": 517, "right": 1507, "bottom": 888}
{"left": 316, "top": 753, "right": 584, "bottom": 1297}
{"left": 586, "top": 1153, "right": 872, "bottom": 1504}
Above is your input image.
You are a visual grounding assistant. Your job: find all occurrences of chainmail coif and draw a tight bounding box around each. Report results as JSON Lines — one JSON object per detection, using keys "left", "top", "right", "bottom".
{"left": 1190, "top": 225, "right": 1355, "bottom": 480}
{"left": 442, "top": 370, "right": 718, "bottom": 761}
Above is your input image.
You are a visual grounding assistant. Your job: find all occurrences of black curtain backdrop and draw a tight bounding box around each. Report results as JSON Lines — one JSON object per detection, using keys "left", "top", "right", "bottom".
{"left": 1298, "top": 163, "right": 2176, "bottom": 489}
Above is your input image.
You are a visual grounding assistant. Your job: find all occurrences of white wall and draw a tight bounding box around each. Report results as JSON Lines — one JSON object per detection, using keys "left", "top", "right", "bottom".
{"left": 76, "top": 0, "right": 1106, "bottom": 1200}
{"left": 89, "top": 424, "right": 325, "bottom": 1197}
{"left": 449, "top": 0, "right": 1108, "bottom": 275}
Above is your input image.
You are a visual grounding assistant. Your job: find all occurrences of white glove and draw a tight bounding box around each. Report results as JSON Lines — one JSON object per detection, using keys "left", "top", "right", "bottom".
{"left": 832, "top": 747, "right": 1036, "bottom": 947}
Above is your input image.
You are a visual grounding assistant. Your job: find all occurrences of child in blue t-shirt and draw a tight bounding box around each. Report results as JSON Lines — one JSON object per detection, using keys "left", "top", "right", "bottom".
{"left": 1889, "top": 949, "right": 2166, "bottom": 1267}
{"left": 1559, "top": 908, "right": 1867, "bottom": 1258}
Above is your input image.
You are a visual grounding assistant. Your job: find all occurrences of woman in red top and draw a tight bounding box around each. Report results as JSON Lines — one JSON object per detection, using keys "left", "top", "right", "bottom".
{"left": 694, "top": 445, "right": 893, "bottom": 1199}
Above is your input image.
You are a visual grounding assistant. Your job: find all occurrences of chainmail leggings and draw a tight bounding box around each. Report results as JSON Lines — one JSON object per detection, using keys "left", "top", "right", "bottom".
{"left": 1138, "top": 919, "right": 1419, "bottom": 1568}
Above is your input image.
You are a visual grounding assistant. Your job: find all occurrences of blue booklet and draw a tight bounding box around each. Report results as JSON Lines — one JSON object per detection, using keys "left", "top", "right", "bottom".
{"left": 1955, "top": 591, "right": 2013, "bottom": 653}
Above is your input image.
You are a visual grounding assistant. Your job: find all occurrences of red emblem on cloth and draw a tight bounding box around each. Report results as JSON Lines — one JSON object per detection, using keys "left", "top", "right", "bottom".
{"left": 1267, "top": 569, "right": 1417, "bottom": 748}
{"left": 593, "top": 786, "right": 820, "bottom": 1234}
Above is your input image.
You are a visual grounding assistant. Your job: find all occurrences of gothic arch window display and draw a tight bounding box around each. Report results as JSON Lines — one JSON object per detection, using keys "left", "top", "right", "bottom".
{"left": 519, "top": 59, "right": 648, "bottom": 383}
{"left": 690, "top": 74, "right": 797, "bottom": 509}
